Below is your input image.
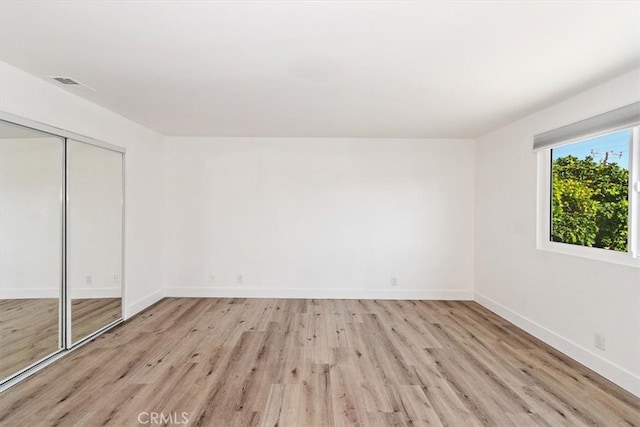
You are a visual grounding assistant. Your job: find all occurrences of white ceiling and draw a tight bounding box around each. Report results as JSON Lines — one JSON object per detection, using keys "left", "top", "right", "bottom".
{"left": 1, "top": 1, "right": 639, "bottom": 138}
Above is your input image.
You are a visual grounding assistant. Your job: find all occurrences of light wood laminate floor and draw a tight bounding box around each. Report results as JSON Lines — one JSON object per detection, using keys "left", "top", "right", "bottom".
{"left": 0, "top": 298, "right": 121, "bottom": 380}
{"left": 0, "top": 298, "right": 638, "bottom": 426}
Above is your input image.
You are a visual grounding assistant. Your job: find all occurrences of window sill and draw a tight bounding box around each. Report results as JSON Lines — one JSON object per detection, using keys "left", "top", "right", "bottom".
{"left": 537, "top": 241, "right": 640, "bottom": 268}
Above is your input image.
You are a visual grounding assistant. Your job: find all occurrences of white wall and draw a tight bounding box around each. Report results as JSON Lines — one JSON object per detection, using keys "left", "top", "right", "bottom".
{"left": 0, "top": 61, "right": 165, "bottom": 317}
{"left": 475, "top": 68, "right": 640, "bottom": 396}
{"left": 164, "top": 137, "right": 475, "bottom": 299}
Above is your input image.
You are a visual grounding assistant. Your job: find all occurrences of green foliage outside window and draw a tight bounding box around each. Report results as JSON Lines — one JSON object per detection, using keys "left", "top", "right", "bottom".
{"left": 551, "top": 155, "right": 629, "bottom": 251}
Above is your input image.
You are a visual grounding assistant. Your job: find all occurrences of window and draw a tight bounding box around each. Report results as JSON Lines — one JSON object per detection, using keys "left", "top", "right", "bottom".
{"left": 535, "top": 102, "right": 640, "bottom": 267}
{"left": 551, "top": 130, "right": 631, "bottom": 251}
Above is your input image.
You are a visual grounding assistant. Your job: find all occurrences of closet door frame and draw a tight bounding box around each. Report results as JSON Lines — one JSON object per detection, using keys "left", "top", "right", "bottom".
{"left": 0, "top": 111, "right": 125, "bottom": 392}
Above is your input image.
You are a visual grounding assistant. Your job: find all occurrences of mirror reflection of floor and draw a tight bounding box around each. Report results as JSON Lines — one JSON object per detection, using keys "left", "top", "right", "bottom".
{"left": 0, "top": 298, "right": 121, "bottom": 381}
{"left": 0, "top": 298, "right": 58, "bottom": 380}
{"left": 71, "top": 298, "right": 121, "bottom": 344}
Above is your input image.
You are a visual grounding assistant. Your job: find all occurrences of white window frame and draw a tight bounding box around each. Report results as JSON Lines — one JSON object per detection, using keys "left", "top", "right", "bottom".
{"left": 536, "top": 126, "right": 640, "bottom": 268}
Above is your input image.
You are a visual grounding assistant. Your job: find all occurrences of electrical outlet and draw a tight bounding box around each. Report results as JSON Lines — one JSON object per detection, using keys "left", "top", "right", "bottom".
{"left": 112, "top": 274, "right": 119, "bottom": 283}
{"left": 391, "top": 277, "right": 398, "bottom": 287}
{"left": 237, "top": 275, "right": 243, "bottom": 285}
{"left": 209, "top": 274, "right": 215, "bottom": 283}
{"left": 594, "top": 333, "right": 606, "bottom": 351}
{"left": 85, "top": 275, "right": 92, "bottom": 285}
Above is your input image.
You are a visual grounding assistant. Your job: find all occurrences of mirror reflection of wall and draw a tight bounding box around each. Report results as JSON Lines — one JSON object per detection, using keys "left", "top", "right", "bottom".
{"left": 0, "top": 121, "right": 63, "bottom": 380}
{"left": 67, "top": 140, "right": 123, "bottom": 344}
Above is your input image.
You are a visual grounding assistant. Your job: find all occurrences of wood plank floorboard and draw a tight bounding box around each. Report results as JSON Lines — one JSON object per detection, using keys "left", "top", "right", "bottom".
{"left": 0, "top": 298, "right": 121, "bottom": 381}
{"left": 0, "top": 298, "right": 638, "bottom": 426}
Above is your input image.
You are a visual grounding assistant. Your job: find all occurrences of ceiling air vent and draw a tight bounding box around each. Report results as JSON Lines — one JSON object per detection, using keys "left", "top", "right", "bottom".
{"left": 49, "top": 76, "right": 96, "bottom": 92}
{"left": 52, "top": 77, "right": 80, "bottom": 85}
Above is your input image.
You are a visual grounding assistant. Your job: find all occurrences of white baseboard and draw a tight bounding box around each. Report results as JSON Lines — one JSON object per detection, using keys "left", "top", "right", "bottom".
{"left": 475, "top": 292, "right": 640, "bottom": 398}
{"left": 1, "top": 287, "right": 120, "bottom": 299}
{"left": 164, "top": 286, "right": 473, "bottom": 300}
{"left": 0, "top": 288, "right": 58, "bottom": 299}
{"left": 70, "top": 287, "right": 121, "bottom": 299}
{"left": 124, "top": 289, "right": 165, "bottom": 320}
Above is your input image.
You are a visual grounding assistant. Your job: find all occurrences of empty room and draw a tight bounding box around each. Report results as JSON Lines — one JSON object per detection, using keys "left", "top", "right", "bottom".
{"left": 0, "top": 1, "right": 639, "bottom": 426}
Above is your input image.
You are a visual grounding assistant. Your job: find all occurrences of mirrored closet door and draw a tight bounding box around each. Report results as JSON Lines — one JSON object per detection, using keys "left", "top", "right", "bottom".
{"left": 0, "top": 115, "right": 125, "bottom": 387}
{"left": 67, "top": 140, "right": 123, "bottom": 345}
{"left": 0, "top": 120, "right": 64, "bottom": 380}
